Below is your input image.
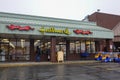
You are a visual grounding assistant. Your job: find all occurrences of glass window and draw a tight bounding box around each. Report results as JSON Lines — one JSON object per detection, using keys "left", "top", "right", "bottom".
{"left": 34, "top": 40, "right": 51, "bottom": 55}
{"left": 0, "top": 39, "right": 9, "bottom": 61}
{"left": 70, "top": 42, "right": 75, "bottom": 53}
{"left": 81, "top": 41, "right": 85, "bottom": 52}
{"left": 86, "top": 41, "right": 91, "bottom": 53}
{"left": 10, "top": 39, "right": 30, "bottom": 61}
{"left": 91, "top": 41, "right": 95, "bottom": 53}
{"left": 69, "top": 40, "right": 96, "bottom": 54}
{"left": 75, "top": 41, "right": 80, "bottom": 53}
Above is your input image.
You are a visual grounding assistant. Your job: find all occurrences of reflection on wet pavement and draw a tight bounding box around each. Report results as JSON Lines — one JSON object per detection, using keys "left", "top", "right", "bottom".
{"left": 0, "top": 63, "right": 120, "bottom": 80}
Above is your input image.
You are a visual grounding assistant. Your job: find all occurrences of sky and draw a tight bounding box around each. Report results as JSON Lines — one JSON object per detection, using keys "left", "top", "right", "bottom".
{"left": 0, "top": 0, "right": 119, "bottom": 20}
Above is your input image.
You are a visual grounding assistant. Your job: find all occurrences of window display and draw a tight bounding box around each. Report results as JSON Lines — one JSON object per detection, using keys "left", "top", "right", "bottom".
{"left": 69, "top": 40, "right": 96, "bottom": 54}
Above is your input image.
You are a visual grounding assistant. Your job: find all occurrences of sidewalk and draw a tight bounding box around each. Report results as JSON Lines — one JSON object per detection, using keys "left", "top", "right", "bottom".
{"left": 0, "top": 60, "right": 99, "bottom": 67}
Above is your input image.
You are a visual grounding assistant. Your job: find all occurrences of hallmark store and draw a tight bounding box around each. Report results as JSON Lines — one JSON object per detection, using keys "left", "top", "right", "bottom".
{"left": 0, "top": 12, "right": 113, "bottom": 62}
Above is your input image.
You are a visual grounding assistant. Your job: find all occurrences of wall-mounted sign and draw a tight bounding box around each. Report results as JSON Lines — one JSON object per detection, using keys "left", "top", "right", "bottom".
{"left": 7, "top": 24, "right": 34, "bottom": 31}
{"left": 39, "top": 27, "right": 71, "bottom": 35}
{"left": 73, "top": 29, "right": 92, "bottom": 35}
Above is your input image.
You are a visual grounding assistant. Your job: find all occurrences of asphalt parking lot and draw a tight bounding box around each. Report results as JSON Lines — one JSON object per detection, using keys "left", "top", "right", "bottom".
{"left": 0, "top": 62, "right": 120, "bottom": 80}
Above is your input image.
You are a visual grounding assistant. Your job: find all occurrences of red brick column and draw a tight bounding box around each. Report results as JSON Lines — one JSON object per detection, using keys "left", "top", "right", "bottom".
{"left": 106, "top": 39, "right": 113, "bottom": 52}
{"left": 99, "top": 40, "right": 105, "bottom": 51}
{"left": 30, "top": 39, "right": 35, "bottom": 61}
{"left": 50, "top": 36, "right": 57, "bottom": 62}
{"left": 66, "top": 40, "right": 70, "bottom": 60}
{"left": 95, "top": 41, "right": 100, "bottom": 52}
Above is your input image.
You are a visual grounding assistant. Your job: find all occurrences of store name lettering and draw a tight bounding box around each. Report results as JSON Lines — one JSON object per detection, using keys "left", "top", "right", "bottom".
{"left": 39, "top": 27, "right": 71, "bottom": 35}
{"left": 73, "top": 29, "right": 92, "bottom": 35}
{"left": 7, "top": 24, "right": 34, "bottom": 31}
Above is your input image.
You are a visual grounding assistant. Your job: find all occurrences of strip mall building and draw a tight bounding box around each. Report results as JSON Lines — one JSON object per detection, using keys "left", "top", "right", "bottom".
{"left": 0, "top": 12, "right": 113, "bottom": 62}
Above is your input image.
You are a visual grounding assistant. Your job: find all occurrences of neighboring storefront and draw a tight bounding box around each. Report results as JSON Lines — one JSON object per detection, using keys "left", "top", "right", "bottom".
{"left": 88, "top": 12, "right": 120, "bottom": 52}
{"left": 0, "top": 12, "right": 113, "bottom": 62}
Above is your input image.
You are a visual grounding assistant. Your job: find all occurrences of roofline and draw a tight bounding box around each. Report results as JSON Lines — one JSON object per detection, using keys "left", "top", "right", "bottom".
{"left": 90, "top": 12, "right": 120, "bottom": 17}
{"left": 0, "top": 12, "right": 96, "bottom": 26}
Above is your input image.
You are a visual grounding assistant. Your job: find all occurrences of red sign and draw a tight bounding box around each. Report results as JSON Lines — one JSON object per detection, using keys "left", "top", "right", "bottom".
{"left": 7, "top": 24, "right": 34, "bottom": 31}
{"left": 73, "top": 29, "right": 92, "bottom": 35}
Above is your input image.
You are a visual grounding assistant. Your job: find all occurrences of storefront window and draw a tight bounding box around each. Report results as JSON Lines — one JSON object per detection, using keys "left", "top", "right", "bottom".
{"left": 10, "top": 39, "right": 30, "bottom": 61}
{"left": 70, "top": 42, "right": 75, "bottom": 53}
{"left": 0, "top": 38, "right": 30, "bottom": 61}
{"left": 86, "top": 41, "right": 91, "bottom": 53}
{"left": 81, "top": 41, "right": 85, "bottom": 52}
{"left": 75, "top": 41, "right": 80, "bottom": 53}
{"left": 69, "top": 40, "right": 96, "bottom": 54}
{"left": 34, "top": 40, "right": 51, "bottom": 55}
{"left": 90, "top": 41, "right": 95, "bottom": 53}
{"left": 0, "top": 39, "right": 9, "bottom": 61}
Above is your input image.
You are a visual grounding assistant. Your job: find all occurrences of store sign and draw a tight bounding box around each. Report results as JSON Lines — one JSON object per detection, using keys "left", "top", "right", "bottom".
{"left": 39, "top": 27, "right": 71, "bottom": 35}
{"left": 7, "top": 24, "right": 34, "bottom": 31}
{"left": 73, "top": 29, "right": 92, "bottom": 35}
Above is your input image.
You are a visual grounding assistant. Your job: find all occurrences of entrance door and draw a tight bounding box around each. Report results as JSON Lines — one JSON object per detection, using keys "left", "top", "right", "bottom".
{"left": 0, "top": 42, "right": 9, "bottom": 62}
{"left": 34, "top": 39, "right": 51, "bottom": 61}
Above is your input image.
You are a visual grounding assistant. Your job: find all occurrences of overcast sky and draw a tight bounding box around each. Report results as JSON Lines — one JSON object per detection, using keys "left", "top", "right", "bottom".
{"left": 0, "top": 0, "right": 119, "bottom": 20}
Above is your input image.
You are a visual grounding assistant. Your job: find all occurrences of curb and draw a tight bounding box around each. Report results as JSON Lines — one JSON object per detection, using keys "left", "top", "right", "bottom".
{"left": 0, "top": 60, "right": 99, "bottom": 67}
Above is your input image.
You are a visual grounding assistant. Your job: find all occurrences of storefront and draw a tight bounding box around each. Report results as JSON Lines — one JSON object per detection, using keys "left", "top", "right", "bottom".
{"left": 0, "top": 12, "right": 113, "bottom": 62}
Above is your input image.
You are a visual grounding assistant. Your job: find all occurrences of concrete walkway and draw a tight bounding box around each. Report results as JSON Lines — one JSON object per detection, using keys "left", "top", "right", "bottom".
{"left": 0, "top": 60, "right": 99, "bottom": 67}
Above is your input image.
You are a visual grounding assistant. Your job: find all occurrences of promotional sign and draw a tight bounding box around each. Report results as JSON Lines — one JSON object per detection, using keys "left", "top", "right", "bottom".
{"left": 7, "top": 24, "right": 34, "bottom": 31}
{"left": 73, "top": 29, "right": 92, "bottom": 35}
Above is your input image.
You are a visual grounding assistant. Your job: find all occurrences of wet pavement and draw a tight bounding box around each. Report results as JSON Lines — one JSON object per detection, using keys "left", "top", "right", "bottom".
{"left": 0, "top": 62, "right": 120, "bottom": 80}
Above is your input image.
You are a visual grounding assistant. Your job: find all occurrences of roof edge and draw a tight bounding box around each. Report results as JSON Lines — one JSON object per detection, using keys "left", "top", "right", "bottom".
{"left": 0, "top": 12, "right": 96, "bottom": 26}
